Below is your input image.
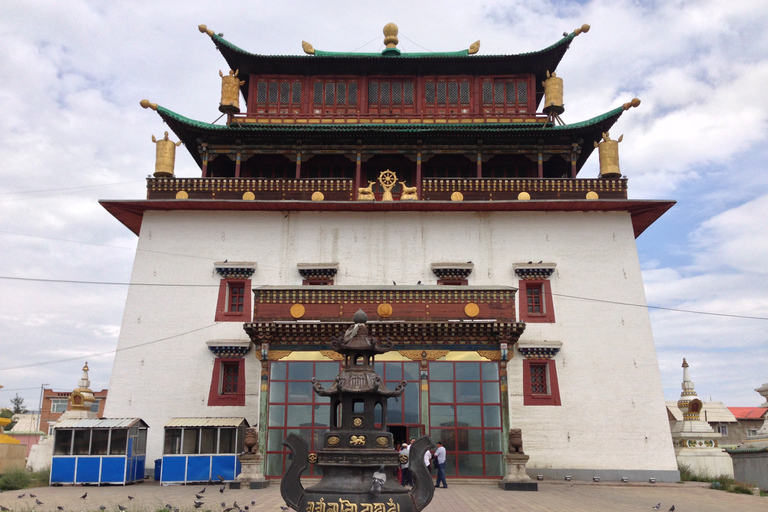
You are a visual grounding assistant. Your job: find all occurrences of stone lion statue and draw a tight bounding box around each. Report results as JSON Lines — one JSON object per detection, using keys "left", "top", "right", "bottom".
{"left": 508, "top": 428, "right": 524, "bottom": 454}
{"left": 243, "top": 427, "right": 260, "bottom": 454}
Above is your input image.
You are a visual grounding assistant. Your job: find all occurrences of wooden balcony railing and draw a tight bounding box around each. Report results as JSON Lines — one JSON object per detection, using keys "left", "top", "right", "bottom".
{"left": 229, "top": 111, "right": 549, "bottom": 126}
{"left": 146, "top": 177, "right": 627, "bottom": 201}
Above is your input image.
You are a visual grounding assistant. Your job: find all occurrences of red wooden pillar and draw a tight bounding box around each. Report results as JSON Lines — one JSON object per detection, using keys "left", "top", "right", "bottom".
{"left": 354, "top": 150, "right": 362, "bottom": 200}
{"left": 571, "top": 144, "right": 578, "bottom": 178}
{"left": 201, "top": 145, "right": 209, "bottom": 177}
{"left": 476, "top": 152, "right": 482, "bottom": 178}
{"left": 416, "top": 151, "right": 422, "bottom": 197}
{"left": 295, "top": 150, "right": 302, "bottom": 180}
{"left": 235, "top": 149, "right": 242, "bottom": 178}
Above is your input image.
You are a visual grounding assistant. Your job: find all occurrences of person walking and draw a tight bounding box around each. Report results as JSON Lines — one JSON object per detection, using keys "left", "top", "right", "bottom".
{"left": 433, "top": 441, "right": 447, "bottom": 488}
{"left": 399, "top": 443, "right": 412, "bottom": 486}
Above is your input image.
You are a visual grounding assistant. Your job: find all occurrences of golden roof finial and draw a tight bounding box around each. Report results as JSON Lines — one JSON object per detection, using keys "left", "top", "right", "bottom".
{"left": 198, "top": 24, "right": 214, "bottom": 37}
{"left": 302, "top": 41, "right": 315, "bottom": 55}
{"left": 468, "top": 40, "right": 481, "bottom": 55}
{"left": 622, "top": 98, "right": 641, "bottom": 110}
{"left": 83, "top": 362, "right": 89, "bottom": 372}
{"left": 140, "top": 99, "right": 158, "bottom": 111}
{"left": 574, "top": 24, "right": 590, "bottom": 36}
{"left": 383, "top": 23, "right": 399, "bottom": 49}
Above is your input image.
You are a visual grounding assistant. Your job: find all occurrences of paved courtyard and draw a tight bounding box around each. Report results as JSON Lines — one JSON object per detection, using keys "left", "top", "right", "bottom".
{"left": 0, "top": 480, "right": 764, "bottom": 512}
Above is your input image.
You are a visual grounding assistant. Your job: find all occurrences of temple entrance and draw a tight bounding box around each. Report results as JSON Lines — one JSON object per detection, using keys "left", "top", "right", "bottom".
{"left": 388, "top": 425, "right": 408, "bottom": 447}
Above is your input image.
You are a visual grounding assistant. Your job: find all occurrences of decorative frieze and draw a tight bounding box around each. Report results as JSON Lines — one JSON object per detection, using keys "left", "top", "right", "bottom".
{"left": 513, "top": 263, "right": 556, "bottom": 280}
{"left": 298, "top": 263, "right": 339, "bottom": 281}
{"left": 214, "top": 261, "right": 256, "bottom": 279}
{"left": 517, "top": 340, "right": 562, "bottom": 359}
{"left": 206, "top": 340, "right": 252, "bottom": 358}
{"left": 431, "top": 262, "right": 474, "bottom": 280}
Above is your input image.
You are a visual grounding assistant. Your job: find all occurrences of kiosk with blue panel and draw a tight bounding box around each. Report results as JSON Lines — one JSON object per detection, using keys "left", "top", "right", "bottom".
{"left": 50, "top": 418, "right": 148, "bottom": 485}
{"left": 160, "top": 418, "right": 247, "bottom": 484}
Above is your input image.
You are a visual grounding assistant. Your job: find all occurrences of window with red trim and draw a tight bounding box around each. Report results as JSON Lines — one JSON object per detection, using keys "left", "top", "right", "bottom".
{"left": 437, "top": 278, "right": 468, "bottom": 285}
{"left": 423, "top": 77, "right": 471, "bottom": 115}
{"left": 523, "top": 359, "right": 561, "bottom": 406}
{"left": 481, "top": 77, "right": 530, "bottom": 114}
{"left": 311, "top": 79, "right": 359, "bottom": 115}
{"left": 253, "top": 77, "right": 303, "bottom": 115}
{"left": 518, "top": 280, "right": 555, "bottom": 323}
{"left": 215, "top": 279, "right": 252, "bottom": 322}
{"left": 208, "top": 358, "right": 245, "bottom": 406}
{"left": 302, "top": 278, "right": 334, "bottom": 285}
{"left": 368, "top": 79, "right": 415, "bottom": 115}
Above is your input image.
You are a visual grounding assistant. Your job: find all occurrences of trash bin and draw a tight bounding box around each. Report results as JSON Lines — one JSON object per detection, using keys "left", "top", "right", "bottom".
{"left": 154, "top": 459, "right": 162, "bottom": 481}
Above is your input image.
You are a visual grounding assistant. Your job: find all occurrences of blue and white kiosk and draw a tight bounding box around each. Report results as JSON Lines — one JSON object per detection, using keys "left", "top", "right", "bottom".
{"left": 160, "top": 417, "right": 247, "bottom": 484}
{"left": 50, "top": 418, "right": 148, "bottom": 485}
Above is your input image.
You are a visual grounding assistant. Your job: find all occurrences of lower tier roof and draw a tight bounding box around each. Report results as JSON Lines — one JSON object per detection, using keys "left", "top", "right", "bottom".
{"left": 100, "top": 198, "right": 675, "bottom": 239}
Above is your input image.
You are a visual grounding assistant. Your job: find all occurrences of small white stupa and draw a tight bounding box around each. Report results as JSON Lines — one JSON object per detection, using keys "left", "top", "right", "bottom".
{"left": 671, "top": 359, "right": 733, "bottom": 477}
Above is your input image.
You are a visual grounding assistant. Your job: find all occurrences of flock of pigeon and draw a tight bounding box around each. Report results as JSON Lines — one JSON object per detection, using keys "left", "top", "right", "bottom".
{"left": 1, "top": 475, "right": 291, "bottom": 512}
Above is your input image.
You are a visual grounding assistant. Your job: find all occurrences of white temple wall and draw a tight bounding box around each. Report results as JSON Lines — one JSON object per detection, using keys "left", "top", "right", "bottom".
{"left": 105, "top": 209, "right": 677, "bottom": 475}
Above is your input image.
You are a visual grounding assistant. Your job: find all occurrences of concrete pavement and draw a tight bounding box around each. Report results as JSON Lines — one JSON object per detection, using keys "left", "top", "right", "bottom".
{"left": 0, "top": 480, "right": 764, "bottom": 512}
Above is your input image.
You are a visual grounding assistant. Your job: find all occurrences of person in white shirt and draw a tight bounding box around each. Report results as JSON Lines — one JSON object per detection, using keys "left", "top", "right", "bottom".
{"left": 433, "top": 441, "right": 447, "bottom": 488}
{"left": 399, "top": 443, "right": 412, "bottom": 486}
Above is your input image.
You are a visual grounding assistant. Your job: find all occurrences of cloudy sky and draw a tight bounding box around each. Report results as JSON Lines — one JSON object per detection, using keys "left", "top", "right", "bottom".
{"left": 1, "top": 0, "right": 767, "bottom": 413}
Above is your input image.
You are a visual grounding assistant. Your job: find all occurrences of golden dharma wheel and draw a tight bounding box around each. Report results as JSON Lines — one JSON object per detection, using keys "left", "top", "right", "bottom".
{"left": 451, "top": 191, "right": 464, "bottom": 201}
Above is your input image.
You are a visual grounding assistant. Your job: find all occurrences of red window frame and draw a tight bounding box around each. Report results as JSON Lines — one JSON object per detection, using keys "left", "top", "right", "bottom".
{"left": 310, "top": 78, "right": 360, "bottom": 115}
{"left": 480, "top": 76, "right": 531, "bottom": 114}
{"left": 437, "top": 278, "right": 468, "bottom": 285}
{"left": 208, "top": 358, "right": 245, "bottom": 406}
{"left": 523, "top": 359, "right": 561, "bottom": 406}
{"left": 367, "top": 78, "right": 416, "bottom": 115}
{"left": 250, "top": 76, "right": 303, "bottom": 115}
{"left": 518, "top": 280, "right": 555, "bottom": 323}
{"left": 422, "top": 76, "right": 472, "bottom": 115}
{"left": 302, "top": 278, "right": 334, "bottom": 285}
{"left": 215, "top": 279, "right": 252, "bottom": 322}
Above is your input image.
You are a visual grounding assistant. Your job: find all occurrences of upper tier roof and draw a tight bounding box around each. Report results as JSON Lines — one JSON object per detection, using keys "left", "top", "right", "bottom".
{"left": 200, "top": 23, "right": 590, "bottom": 109}
{"left": 144, "top": 102, "right": 631, "bottom": 173}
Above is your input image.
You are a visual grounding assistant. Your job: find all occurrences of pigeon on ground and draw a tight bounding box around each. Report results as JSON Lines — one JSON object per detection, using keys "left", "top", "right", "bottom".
{"left": 81, "top": 493, "right": 88, "bottom": 499}
{"left": 99, "top": 506, "right": 107, "bottom": 511}
{"left": 57, "top": 507, "right": 65, "bottom": 511}
{"left": 251, "top": 501, "right": 256, "bottom": 506}
{"left": 219, "top": 486, "right": 225, "bottom": 493}
{"left": 29, "top": 495, "right": 36, "bottom": 498}
{"left": 2, "top": 506, "right": 13, "bottom": 511}
{"left": 128, "top": 496, "right": 134, "bottom": 500}
{"left": 165, "top": 504, "right": 174, "bottom": 510}
{"left": 194, "top": 501, "right": 204, "bottom": 507}
{"left": 194, "top": 504, "right": 202, "bottom": 509}
{"left": 280, "top": 506, "right": 290, "bottom": 512}
{"left": 196, "top": 494, "right": 204, "bottom": 500}
{"left": 223, "top": 508, "right": 234, "bottom": 512}
{"left": 199, "top": 488, "right": 206, "bottom": 494}
{"left": 35, "top": 500, "right": 44, "bottom": 506}
{"left": 233, "top": 501, "right": 239, "bottom": 510}
{"left": 17, "top": 494, "right": 25, "bottom": 499}
{"left": 119, "top": 505, "right": 128, "bottom": 511}
{"left": 217, "top": 474, "right": 225, "bottom": 482}
{"left": 669, "top": 507, "right": 675, "bottom": 512}
{"left": 221, "top": 503, "right": 226, "bottom": 508}
{"left": 652, "top": 505, "right": 660, "bottom": 510}
{"left": 244, "top": 507, "right": 249, "bottom": 511}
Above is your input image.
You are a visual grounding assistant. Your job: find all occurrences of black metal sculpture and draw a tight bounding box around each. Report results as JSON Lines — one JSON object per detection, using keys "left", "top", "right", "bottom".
{"left": 281, "top": 309, "right": 435, "bottom": 512}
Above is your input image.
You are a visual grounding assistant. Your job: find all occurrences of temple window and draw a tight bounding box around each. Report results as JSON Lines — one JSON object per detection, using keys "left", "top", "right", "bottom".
{"left": 368, "top": 79, "right": 415, "bottom": 114}
{"left": 214, "top": 262, "right": 255, "bottom": 322}
{"left": 514, "top": 263, "right": 556, "bottom": 323}
{"left": 518, "top": 341, "right": 563, "bottom": 406}
{"left": 298, "top": 263, "right": 338, "bottom": 285}
{"left": 254, "top": 78, "right": 302, "bottom": 114}
{"left": 221, "top": 362, "right": 240, "bottom": 394}
{"left": 423, "top": 77, "right": 471, "bottom": 114}
{"left": 311, "top": 78, "right": 359, "bottom": 114}
{"left": 481, "top": 77, "right": 529, "bottom": 114}
{"left": 51, "top": 398, "right": 68, "bottom": 413}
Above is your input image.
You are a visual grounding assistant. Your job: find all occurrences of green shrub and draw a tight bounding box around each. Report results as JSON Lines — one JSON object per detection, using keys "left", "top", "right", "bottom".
{"left": 729, "top": 484, "right": 755, "bottom": 495}
{"left": 31, "top": 466, "right": 50, "bottom": 487}
{"left": 0, "top": 467, "right": 32, "bottom": 491}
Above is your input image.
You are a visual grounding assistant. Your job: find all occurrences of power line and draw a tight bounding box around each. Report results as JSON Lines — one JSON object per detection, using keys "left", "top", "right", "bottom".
{"left": 0, "top": 323, "right": 217, "bottom": 372}
{"left": 1, "top": 274, "right": 766, "bottom": 321}
{"left": 0, "top": 181, "right": 144, "bottom": 196}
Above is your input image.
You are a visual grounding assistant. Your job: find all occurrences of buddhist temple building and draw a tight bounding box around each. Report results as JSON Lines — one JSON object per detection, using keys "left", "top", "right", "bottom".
{"left": 102, "top": 22, "right": 679, "bottom": 482}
